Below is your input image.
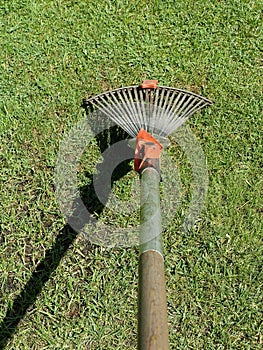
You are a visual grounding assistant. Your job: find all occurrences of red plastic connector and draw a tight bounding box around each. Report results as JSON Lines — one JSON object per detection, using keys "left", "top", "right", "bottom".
{"left": 134, "top": 129, "right": 163, "bottom": 173}
{"left": 141, "top": 80, "right": 158, "bottom": 89}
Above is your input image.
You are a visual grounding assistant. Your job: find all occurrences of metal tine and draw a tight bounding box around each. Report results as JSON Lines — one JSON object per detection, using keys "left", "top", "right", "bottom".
{"left": 100, "top": 92, "right": 126, "bottom": 120}
{"left": 150, "top": 88, "right": 159, "bottom": 135}
{"left": 172, "top": 92, "right": 188, "bottom": 116}
{"left": 139, "top": 88, "right": 147, "bottom": 131}
{"left": 167, "top": 105, "right": 202, "bottom": 134}
{"left": 156, "top": 89, "right": 166, "bottom": 136}
{"left": 164, "top": 93, "right": 190, "bottom": 132}
{"left": 179, "top": 97, "right": 204, "bottom": 118}
{"left": 165, "top": 89, "right": 180, "bottom": 111}
{"left": 168, "top": 110, "right": 192, "bottom": 131}
{"left": 175, "top": 95, "right": 194, "bottom": 119}
{"left": 133, "top": 87, "right": 145, "bottom": 133}
{"left": 184, "top": 99, "right": 209, "bottom": 120}
{"left": 158, "top": 87, "right": 166, "bottom": 109}
{"left": 169, "top": 100, "right": 206, "bottom": 132}
{"left": 162, "top": 90, "right": 181, "bottom": 121}
{"left": 161, "top": 91, "right": 183, "bottom": 129}
{"left": 132, "top": 86, "right": 143, "bottom": 135}
{"left": 158, "top": 88, "right": 168, "bottom": 119}
{"left": 90, "top": 95, "right": 119, "bottom": 122}
{"left": 169, "top": 117, "right": 188, "bottom": 132}
{"left": 166, "top": 94, "right": 193, "bottom": 132}
{"left": 93, "top": 94, "right": 134, "bottom": 136}
{"left": 144, "top": 91, "right": 151, "bottom": 133}
{"left": 127, "top": 89, "right": 141, "bottom": 135}
{"left": 147, "top": 89, "right": 155, "bottom": 133}
{"left": 149, "top": 90, "right": 167, "bottom": 136}
{"left": 149, "top": 89, "right": 154, "bottom": 105}
{"left": 142, "top": 88, "right": 150, "bottom": 132}
{"left": 158, "top": 88, "right": 172, "bottom": 135}
{"left": 163, "top": 89, "right": 183, "bottom": 134}
{"left": 120, "top": 88, "right": 141, "bottom": 136}
{"left": 128, "top": 91, "right": 141, "bottom": 134}
{"left": 107, "top": 89, "right": 125, "bottom": 110}
{"left": 178, "top": 95, "right": 200, "bottom": 116}
{"left": 117, "top": 88, "right": 134, "bottom": 115}
{"left": 146, "top": 91, "right": 152, "bottom": 134}
{"left": 114, "top": 90, "right": 133, "bottom": 123}
{"left": 158, "top": 118, "right": 171, "bottom": 137}
{"left": 111, "top": 90, "right": 137, "bottom": 136}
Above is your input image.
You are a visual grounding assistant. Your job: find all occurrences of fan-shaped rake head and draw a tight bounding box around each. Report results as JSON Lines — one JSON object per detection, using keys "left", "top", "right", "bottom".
{"left": 83, "top": 80, "right": 212, "bottom": 138}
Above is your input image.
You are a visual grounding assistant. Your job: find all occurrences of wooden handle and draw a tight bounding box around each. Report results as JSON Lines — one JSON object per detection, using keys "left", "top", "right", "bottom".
{"left": 138, "top": 250, "right": 169, "bottom": 350}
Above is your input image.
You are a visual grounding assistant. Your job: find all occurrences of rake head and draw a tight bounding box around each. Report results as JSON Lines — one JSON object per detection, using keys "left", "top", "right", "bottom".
{"left": 83, "top": 80, "right": 212, "bottom": 139}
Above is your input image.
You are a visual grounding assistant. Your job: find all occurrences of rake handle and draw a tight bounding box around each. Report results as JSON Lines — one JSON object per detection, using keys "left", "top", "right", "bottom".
{"left": 138, "top": 168, "right": 169, "bottom": 350}
{"left": 138, "top": 251, "right": 169, "bottom": 350}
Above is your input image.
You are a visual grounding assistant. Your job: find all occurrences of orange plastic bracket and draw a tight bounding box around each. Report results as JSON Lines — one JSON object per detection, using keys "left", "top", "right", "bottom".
{"left": 134, "top": 129, "right": 163, "bottom": 173}
{"left": 141, "top": 80, "right": 158, "bottom": 89}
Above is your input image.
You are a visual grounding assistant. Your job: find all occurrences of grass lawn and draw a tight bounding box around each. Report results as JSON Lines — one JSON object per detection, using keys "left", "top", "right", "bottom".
{"left": 0, "top": 0, "right": 262, "bottom": 349}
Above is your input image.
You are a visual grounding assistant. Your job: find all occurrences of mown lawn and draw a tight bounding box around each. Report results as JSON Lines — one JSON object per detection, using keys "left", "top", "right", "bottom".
{"left": 0, "top": 0, "right": 262, "bottom": 349}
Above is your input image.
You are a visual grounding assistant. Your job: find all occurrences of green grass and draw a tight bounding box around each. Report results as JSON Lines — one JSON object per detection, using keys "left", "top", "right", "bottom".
{"left": 0, "top": 0, "right": 262, "bottom": 348}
